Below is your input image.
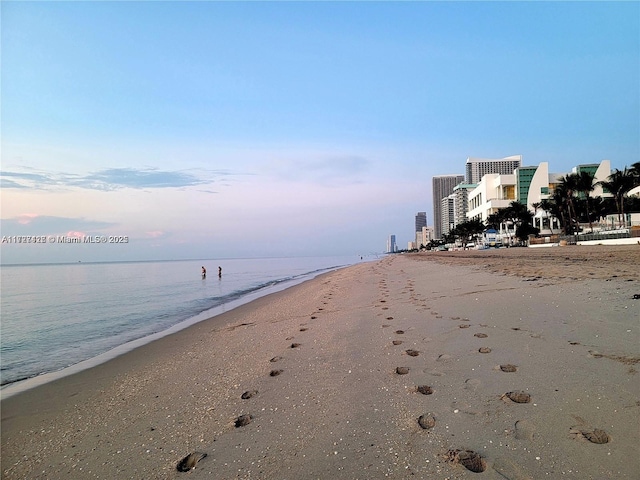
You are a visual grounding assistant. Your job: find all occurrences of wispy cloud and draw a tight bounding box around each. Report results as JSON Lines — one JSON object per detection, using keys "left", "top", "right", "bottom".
{"left": 0, "top": 215, "right": 116, "bottom": 236}
{"left": 0, "top": 167, "right": 241, "bottom": 191}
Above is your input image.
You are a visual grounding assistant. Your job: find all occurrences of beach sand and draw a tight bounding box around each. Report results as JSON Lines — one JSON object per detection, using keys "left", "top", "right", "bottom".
{"left": 2, "top": 245, "right": 639, "bottom": 479}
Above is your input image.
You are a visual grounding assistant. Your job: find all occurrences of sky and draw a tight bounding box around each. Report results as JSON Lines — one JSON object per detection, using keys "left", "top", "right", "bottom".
{"left": 1, "top": 1, "right": 638, "bottom": 264}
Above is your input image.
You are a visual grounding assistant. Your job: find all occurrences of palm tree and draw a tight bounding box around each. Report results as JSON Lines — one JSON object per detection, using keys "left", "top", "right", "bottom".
{"left": 558, "top": 174, "right": 579, "bottom": 232}
{"left": 597, "top": 168, "right": 636, "bottom": 227}
{"left": 630, "top": 162, "right": 640, "bottom": 186}
{"left": 551, "top": 185, "right": 571, "bottom": 234}
{"left": 575, "top": 171, "right": 596, "bottom": 232}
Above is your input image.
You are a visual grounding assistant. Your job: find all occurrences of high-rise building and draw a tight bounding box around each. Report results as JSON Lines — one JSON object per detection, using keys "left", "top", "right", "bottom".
{"left": 415, "top": 212, "right": 427, "bottom": 233}
{"left": 432, "top": 174, "right": 464, "bottom": 240}
{"left": 465, "top": 155, "right": 522, "bottom": 184}
{"left": 386, "top": 235, "right": 397, "bottom": 253}
{"left": 441, "top": 195, "right": 456, "bottom": 237}
{"left": 452, "top": 183, "right": 477, "bottom": 226}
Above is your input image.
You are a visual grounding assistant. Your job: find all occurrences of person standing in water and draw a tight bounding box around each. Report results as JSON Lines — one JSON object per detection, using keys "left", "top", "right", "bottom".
{"left": 201, "top": 266, "right": 206, "bottom": 278}
{"left": 218, "top": 266, "right": 222, "bottom": 278}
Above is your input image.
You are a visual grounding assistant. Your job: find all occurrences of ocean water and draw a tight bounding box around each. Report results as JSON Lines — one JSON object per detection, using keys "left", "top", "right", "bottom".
{"left": 0, "top": 256, "right": 362, "bottom": 392}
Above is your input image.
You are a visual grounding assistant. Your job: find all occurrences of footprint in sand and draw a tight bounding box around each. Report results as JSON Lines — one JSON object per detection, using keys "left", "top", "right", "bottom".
{"left": 464, "top": 378, "right": 482, "bottom": 391}
{"left": 396, "top": 367, "right": 410, "bottom": 375}
{"left": 515, "top": 419, "right": 536, "bottom": 440}
{"left": 270, "top": 356, "right": 283, "bottom": 363}
{"left": 418, "top": 413, "right": 436, "bottom": 429}
{"left": 177, "top": 452, "right": 207, "bottom": 472}
{"left": 395, "top": 330, "right": 405, "bottom": 334}
{"left": 290, "top": 343, "right": 301, "bottom": 348}
{"left": 311, "top": 316, "right": 317, "bottom": 319}
{"left": 405, "top": 349, "right": 420, "bottom": 356}
{"left": 474, "top": 333, "right": 488, "bottom": 338}
{"left": 234, "top": 414, "right": 252, "bottom": 427}
{"left": 502, "top": 391, "right": 532, "bottom": 403}
{"left": 270, "top": 369, "right": 283, "bottom": 377}
{"left": 459, "top": 324, "right": 470, "bottom": 329}
{"left": 386, "top": 316, "right": 394, "bottom": 320}
{"left": 446, "top": 449, "right": 486, "bottom": 473}
{"left": 416, "top": 385, "right": 433, "bottom": 395}
{"left": 570, "top": 426, "right": 611, "bottom": 444}
{"left": 392, "top": 340, "right": 403, "bottom": 346}
{"left": 479, "top": 347, "right": 492, "bottom": 353}
{"left": 299, "top": 327, "right": 308, "bottom": 332}
{"left": 500, "top": 364, "right": 518, "bottom": 372}
{"left": 241, "top": 390, "right": 258, "bottom": 400}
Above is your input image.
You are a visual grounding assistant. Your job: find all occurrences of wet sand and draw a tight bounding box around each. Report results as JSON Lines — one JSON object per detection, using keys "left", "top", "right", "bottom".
{"left": 2, "top": 245, "right": 639, "bottom": 479}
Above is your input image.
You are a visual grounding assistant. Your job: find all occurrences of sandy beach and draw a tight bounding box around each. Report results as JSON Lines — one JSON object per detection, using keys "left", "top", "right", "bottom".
{"left": 2, "top": 245, "right": 639, "bottom": 479}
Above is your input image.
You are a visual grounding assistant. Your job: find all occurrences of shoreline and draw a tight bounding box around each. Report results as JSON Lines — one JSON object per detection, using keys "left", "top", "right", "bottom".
{"left": 1, "top": 264, "right": 351, "bottom": 399}
{"left": 2, "top": 247, "right": 638, "bottom": 479}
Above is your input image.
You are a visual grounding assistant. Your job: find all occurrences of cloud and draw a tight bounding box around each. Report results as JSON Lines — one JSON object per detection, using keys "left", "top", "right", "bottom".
{"left": 0, "top": 215, "right": 116, "bottom": 236}
{"left": 0, "top": 167, "right": 240, "bottom": 191}
{"left": 146, "top": 230, "right": 167, "bottom": 238}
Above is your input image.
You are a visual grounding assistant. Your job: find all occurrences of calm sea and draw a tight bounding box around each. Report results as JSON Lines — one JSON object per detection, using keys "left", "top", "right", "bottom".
{"left": 0, "top": 256, "right": 363, "bottom": 395}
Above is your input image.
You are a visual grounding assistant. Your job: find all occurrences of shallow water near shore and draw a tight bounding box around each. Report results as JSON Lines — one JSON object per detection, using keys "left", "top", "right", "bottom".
{"left": 0, "top": 255, "right": 363, "bottom": 391}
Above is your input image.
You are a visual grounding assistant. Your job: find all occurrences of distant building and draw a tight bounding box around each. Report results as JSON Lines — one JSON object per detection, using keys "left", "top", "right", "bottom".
{"left": 416, "top": 226, "right": 434, "bottom": 248}
{"left": 415, "top": 212, "right": 427, "bottom": 233}
{"left": 432, "top": 174, "right": 464, "bottom": 240}
{"left": 465, "top": 155, "right": 522, "bottom": 184}
{"left": 386, "top": 235, "right": 397, "bottom": 253}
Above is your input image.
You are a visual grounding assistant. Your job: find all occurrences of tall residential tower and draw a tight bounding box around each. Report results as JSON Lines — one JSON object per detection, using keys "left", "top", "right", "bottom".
{"left": 432, "top": 174, "right": 464, "bottom": 240}
{"left": 465, "top": 155, "right": 522, "bottom": 184}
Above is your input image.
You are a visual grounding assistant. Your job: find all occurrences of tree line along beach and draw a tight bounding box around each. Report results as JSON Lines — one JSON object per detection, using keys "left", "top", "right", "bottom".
{"left": 1, "top": 245, "right": 639, "bottom": 479}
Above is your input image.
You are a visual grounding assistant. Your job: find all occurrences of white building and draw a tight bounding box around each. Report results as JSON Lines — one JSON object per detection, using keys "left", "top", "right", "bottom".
{"left": 415, "top": 226, "right": 434, "bottom": 248}
{"left": 467, "top": 160, "right": 612, "bottom": 239}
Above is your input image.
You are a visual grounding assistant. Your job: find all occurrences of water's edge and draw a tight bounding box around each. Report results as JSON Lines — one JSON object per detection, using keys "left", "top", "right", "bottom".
{"left": 0, "top": 265, "right": 347, "bottom": 400}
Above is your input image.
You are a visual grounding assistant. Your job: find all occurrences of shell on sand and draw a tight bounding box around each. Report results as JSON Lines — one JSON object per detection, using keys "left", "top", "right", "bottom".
{"left": 176, "top": 452, "right": 207, "bottom": 472}
{"left": 418, "top": 413, "right": 436, "bottom": 429}
{"left": 396, "top": 366, "right": 410, "bottom": 375}
{"left": 583, "top": 429, "right": 611, "bottom": 444}
{"left": 500, "top": 364, "right": 518, "bottom": 372}
{"left": 447, "top": 449, "right": 486, "bottom": 473}
{"left": 503, "top": 391, "right": 531, "bottom": 403}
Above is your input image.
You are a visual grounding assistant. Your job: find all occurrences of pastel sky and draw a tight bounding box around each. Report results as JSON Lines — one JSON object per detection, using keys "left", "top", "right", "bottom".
{"left": 1, "top": 1, "right": 638, "bottom": 264}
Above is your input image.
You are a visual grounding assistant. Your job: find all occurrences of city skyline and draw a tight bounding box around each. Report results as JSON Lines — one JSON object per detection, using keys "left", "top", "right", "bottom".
{"left": 1, "top": 2, "right": 638, "bottom": 263}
